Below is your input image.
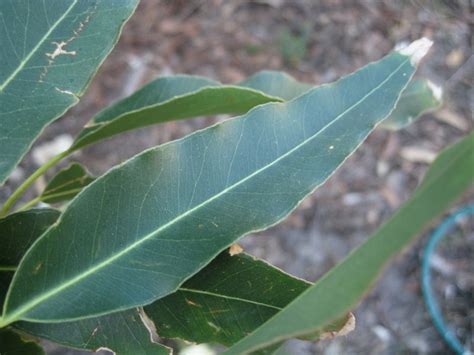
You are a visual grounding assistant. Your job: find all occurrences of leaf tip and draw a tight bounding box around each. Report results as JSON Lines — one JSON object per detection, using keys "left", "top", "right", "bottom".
{"left": 398, "top": 37, "right": 433, "bottom": 66}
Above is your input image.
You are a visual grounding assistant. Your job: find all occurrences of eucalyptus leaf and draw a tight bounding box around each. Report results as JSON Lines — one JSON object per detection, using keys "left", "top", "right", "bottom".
{"left": 0, "top": 208, "right": 59, "bottom": 305}
{"left": 381, "top": 79, "right": 442, "bottom": 130}
{"left": 70, "top": 68, "right": 423, "bottom": 154}
{"left": 145, "top": 252, "right": 307, "bottom": 346}
{"left": 41, "top": 163, "right": 95, "bottom": 204}
{"left": 0, "top": 0, "right": 138, "bottom": 184}
{"left": 0, "top": 40, "right": 426, "bottom": 325}
{"left": 0, "top": 209, "right": 60, "bottom": 271}
{"left": 14, "top": 311, "right": 171, "bottom": 355}
{"left": 70, "top": 74, "right": 285, "bottom": 151}
{"left": 226, "top": 131, "right": 474, "bottom": 354}
{"left": 0, "top": 209, "right": 169, "bottom": 354}
{"left": 0, "top": 328, "right": 44, "bottom": 355}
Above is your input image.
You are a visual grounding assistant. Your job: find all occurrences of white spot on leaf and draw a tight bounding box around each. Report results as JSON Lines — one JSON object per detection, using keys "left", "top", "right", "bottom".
{"left": 46, "top": 41, "right": 77, "bottom": 59}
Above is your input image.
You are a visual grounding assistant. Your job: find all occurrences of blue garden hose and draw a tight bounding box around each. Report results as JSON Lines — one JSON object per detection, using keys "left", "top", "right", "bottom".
{"left": 421, "top": 204, "right": 474, "bottom": 355}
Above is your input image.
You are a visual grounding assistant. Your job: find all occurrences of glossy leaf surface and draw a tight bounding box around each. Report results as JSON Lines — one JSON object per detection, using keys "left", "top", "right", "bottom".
{"left": 70, "top": 69, "right": 423, "bottom": 153}
{"left": 14, "top": 311, "right": 170, "bottom": 355}
{"left": 0, "top": 209, "right": 60, "bottom": 271}
{"left": 0, "top": 0, "right": 138, "bottom": 184}
{"left": 0, "top": 209, "right": 59, "bottom": 306}
{"left": 145, "top": 252, "right": 310, "bottom": 346}
{"left": 2, "top": 45, "right": 420, "bottom": 324}
{"left": 0, "top": 329, "right": 44, "bottom": 355}
{"left": 381, "top": 79, "right": 442, "bottom": 130}
{"left": 0, "top": 209, "right": 169, "bottom": 354}
{"left": 226, "top": 132, "right": 474, "bottom": 354}
{"left": 41, "top": 163, "right": 95, "bottom": 204}
{"left": 71, "top": 74, "right": 284, "bottom": 150}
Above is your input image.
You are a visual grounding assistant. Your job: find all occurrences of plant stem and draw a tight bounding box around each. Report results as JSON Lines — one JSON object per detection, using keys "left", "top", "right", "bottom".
{"left": 0, "top": 265, "right": 17, "bottom": 272}
{"left": 0, "top": 151, "right": 70, "bottom": 217}
{"left": 16, "top": 196, "right": 42, "bottom": 212}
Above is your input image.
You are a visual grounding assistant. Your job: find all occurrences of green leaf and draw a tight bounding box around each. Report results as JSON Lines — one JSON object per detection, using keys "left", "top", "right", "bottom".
{"left": 0, "top": 209, "right": 60, "bottom": 272}
{"left": 0, "top": 0, "right": 138, "bottom": 184}
{"left": 40, "top": 163, "right": 95, "bottom": 204}
{"left": 145, "top": 252, "right": 352, "bottom": 348}
{"left": 70, "top": 75, "right": 284, "bottom": 151}
{"left": 225, "top": 131, "right": 474, "bottom": 354}
{"left": 381, "top": 79, "right": 442, "bottom": 130}
{"left": 144, "top": 252, "right": 310, "bottom": 346}
{"left": 0, "top": 209, "right": 58, "bottom": 310}
{"left": 14, "top": 311, "right": 171, "bottom": 355}
{"left": 0, "top": 329, "right": 44, "bottom": 355}
{"left": 1, "top": 40, "right": 426, "bottom": 324}
{"left": 0, "top": 209, "right": 169, "bottom": 354}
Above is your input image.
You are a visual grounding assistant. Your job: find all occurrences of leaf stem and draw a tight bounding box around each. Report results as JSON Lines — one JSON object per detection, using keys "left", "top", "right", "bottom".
{"left": 0, "top": 151, "right": 70, "bottom": 217}
{"left": 16, "top": 196, "right": 42, "bottom": 212}
{"left": 0, "top": 266, "right": 17, "bottom": 272}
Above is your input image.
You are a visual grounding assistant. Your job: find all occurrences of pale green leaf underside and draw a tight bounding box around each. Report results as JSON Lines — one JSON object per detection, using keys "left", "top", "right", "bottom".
{"left": 381, "top": 79, "right": 442, "bottom": 130}
{"left": 0, "top": 0, "right": 138, "bottom": 184}
{"left": 2, "top": 49, "right": 417, "bottom": 324}
{"left": 226, "top": 132, "right": 474, "bottom": 354}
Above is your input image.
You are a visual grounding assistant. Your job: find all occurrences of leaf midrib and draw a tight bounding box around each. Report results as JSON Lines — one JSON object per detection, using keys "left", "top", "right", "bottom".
{"left": 179, "top": 288, "right": 282, "bottom": 311}
{"left": 0, "top": 0, "right": 78, "bottom": 92}
{"left": 4, "top": 57, "right": 409, "bottom": 323}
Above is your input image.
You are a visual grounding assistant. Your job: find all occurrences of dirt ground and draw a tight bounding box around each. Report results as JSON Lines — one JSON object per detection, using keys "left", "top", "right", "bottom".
{"left": 3, "top": 1, "right": 473, "bottom": 354}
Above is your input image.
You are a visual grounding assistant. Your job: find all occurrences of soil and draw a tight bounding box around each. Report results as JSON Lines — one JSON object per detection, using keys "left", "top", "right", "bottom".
{"left": 2, "top": 1, "right": 473, "bottom": 354}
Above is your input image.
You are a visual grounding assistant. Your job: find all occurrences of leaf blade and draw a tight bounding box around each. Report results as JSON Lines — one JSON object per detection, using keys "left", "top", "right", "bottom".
{"left": 225, "top": 131, "right": 474, "bottom": 354}
{"left": 14, "top": 310, "right": 171, "bottom": 355}
{"left": 40, "top": 163, "right": 95, "bottom": 204}
{"left": 381, "top": 79, "right": 442, "bottom": 130}
{"left": 0, "top": 209, "right": 170, "bottom": 355}
{"left": 0, "top": 209, "right": 60, "bottom": 271}
{"left": 2, "top": 44, "right": 422, "bottom": 324}
{"left": 144, "top": 252, "right": 310, "bottom": 346}
{"left": 71, "top": 75, "right": 284, "bottom": 150}
{"left": 0, "top": 0, "right": 138, "bottom": 184}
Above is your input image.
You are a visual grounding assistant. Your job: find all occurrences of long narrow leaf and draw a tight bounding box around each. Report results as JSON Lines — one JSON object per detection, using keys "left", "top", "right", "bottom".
{"left": 0, "top": 209, "right": 60, "bottom": 272}
{"left": 40, "top": 163, "right": 95, "bottom": 204}
{"left": 0, "top": 209, "right": 170, "bottom": 355}
{"left": 144, "top": 252, "right": 351, "bottom": 346}
{"left": 70, "top": 69, "right": 430, "bottom": 153}
{"left": 0, "top": 0, "right": 138, "bottom": 184}
{"left": 0, "top": 39, "right": 430, "bottom": 325}
{"left": 71, "top": 74, "right": 285, "bottom": 150}
{"left": 14, "top": 311, "right": 171, "bottom": 355}
{"left": 226, "top": 131, "right": 474, "bottom": 354}
{"left": 381, "top": 79, "right": 442, "bottom": 130}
